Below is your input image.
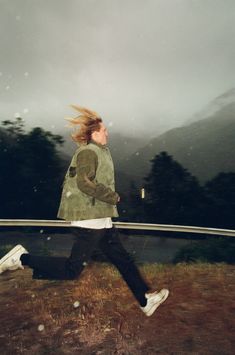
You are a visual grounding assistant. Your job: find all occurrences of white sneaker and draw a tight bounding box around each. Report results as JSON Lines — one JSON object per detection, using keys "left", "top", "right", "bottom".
{"left": 0, "top": 244, "right": 28, "bottom": 274}
{"left": 141, "top": 289, "right": 169, "bottom": 317}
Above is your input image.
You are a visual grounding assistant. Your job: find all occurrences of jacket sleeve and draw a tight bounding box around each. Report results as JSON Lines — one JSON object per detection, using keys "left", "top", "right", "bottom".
{"left": 76, "top": 149, "right": 119, "bottom": 205}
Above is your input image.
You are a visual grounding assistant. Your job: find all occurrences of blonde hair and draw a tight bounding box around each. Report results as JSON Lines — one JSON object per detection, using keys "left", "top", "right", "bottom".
{"left": 66, "top": 105, "right": 102, "bottom": 144}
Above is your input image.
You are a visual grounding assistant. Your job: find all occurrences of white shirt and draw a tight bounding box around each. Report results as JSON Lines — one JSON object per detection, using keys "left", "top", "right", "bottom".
{"left": 71, "top": 217, "right": 112, "bottom": 229}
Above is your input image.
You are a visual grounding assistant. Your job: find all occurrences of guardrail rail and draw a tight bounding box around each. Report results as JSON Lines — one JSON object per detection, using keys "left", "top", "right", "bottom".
{"left": 0, "top": 220, "right": 234, "bottom": 237}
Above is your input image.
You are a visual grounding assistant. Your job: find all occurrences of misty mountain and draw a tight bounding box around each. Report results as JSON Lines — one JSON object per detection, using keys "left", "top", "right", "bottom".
{"left": 108, "top": 133, "right": 146, "bottom": 163}
{"left": 187, "top": 88, "right": 235, "bottom": 125}
{"left": 56, "top": 89, "right": 235, "bottom": 193}
{"left": 119, "top": 98, "right": 235, "bottom": 185}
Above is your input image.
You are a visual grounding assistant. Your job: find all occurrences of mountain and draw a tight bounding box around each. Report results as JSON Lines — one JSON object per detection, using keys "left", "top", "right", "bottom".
{"left": 56, "top": 89, "right": 235, "bottom": 189}
{"left": 187, "top": 88, "right": 235, "bottom": 124}
{"left": 108, "top": 133, "right": 146, "bottom": 164}
{"left": 119, "top": 97, "right": 235, "bottom": 185}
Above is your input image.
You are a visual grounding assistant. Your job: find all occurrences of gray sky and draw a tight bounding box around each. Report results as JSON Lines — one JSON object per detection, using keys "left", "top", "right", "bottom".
{"left": 0, "top": 0, "right": 235, "bottom": 137}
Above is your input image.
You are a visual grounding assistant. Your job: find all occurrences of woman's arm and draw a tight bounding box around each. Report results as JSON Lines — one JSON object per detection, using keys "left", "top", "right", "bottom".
{"left": 76, "top": 149, "right": 119, "bottom": 205}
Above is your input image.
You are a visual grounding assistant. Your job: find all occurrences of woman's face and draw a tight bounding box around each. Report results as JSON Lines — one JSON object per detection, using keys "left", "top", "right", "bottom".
{"left": 91, "top": 123, "right": 108, "bottom": 145}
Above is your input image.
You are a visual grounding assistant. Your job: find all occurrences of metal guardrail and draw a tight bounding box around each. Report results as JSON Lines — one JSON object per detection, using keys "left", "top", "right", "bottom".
{"left": 0, "top": 219, "right": 234, "bottom": 237}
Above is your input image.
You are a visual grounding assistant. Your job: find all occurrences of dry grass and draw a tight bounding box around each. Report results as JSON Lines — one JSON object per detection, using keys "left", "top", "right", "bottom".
{"left": 0, "top": 262, "right": 235, "bottom": 354}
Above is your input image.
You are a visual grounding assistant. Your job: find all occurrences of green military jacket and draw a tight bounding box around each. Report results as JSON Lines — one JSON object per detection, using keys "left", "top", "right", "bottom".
{"left": 57, "top": 141, "right": 119, "bottom": 221}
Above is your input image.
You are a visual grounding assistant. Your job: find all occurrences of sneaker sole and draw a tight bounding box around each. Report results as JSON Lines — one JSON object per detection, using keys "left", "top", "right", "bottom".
{"left": 146, "top": 289, "right": 169, "bottom": 316}
{"left": 0, "top": 245, "right": 24, "bottom": 269}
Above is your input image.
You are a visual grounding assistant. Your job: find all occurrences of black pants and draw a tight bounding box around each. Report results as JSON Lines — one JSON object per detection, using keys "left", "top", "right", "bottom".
{"left": 21, "top": 227, "right": 149, "bottom": 306}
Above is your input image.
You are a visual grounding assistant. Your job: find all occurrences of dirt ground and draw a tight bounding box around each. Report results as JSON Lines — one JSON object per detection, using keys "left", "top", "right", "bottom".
{"left": 0, "top": 262, "right": 235, "bottom": 354}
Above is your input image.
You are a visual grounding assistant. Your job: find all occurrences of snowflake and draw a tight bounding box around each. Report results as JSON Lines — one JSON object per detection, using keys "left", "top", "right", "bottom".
{"left": 5, "top": 85, "right": 10, "bottom": 90}
{"left": 38, "top": 324, "right": 45, "bottom": 332}
{"left": 24, "top": 72, "right": 29, "bottom": 77}
{"left": 73, "top": 301, "right": 80, "bottom": 308}
{"left": 23, "top": 108, "right": 29, "bottom": 114}
{"left": 66, "top": 191, "right": 72, "bottom": 198}
{"left": 14, "top": 113, "right": 20, "bottom": 118}
{"left": 40, "top": 229, "right": 44, "bottom": 234}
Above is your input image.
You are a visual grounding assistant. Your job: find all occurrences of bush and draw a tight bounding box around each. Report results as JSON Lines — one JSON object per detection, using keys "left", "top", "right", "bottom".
{"left": 174, "top": 237, "right": 235, "bottom": 264}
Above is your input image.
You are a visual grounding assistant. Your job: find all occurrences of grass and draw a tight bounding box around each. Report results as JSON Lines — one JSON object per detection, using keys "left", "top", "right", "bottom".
{"left": 0, "top": 262, "right": 235, "bottom": 354}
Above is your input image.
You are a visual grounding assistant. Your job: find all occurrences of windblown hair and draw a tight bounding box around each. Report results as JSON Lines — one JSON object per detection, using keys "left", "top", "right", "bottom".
{"left": 66, "top": 105, "right": 102, "bottom": 144}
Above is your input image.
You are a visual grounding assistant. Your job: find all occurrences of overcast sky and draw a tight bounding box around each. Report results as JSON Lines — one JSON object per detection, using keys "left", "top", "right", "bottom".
{"left": 0, "top": 0, "right": 235, "bottom": 137}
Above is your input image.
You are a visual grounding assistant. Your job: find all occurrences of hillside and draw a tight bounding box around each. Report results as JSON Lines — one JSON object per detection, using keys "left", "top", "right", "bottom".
{"left": 119, "top": 101, "right": 235, "bottom": 184}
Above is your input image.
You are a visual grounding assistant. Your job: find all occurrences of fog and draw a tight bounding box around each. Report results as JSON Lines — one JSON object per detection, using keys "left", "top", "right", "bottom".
{"left": 1, "top": 0, "right": 235, "bottom": 136}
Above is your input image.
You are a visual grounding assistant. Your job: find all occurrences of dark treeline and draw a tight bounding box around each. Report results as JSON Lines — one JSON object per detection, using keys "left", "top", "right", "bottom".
{"left": 0, "top": 119, "right": 234, "bottom": 231}
{"left": 0, "top": 118, "right": 66, "bottom": 219}
{"left": 127, "top": 152, "right": 235, "bottom": 230}
{"left": 125, "top": 151, "right": 235, "bottom": 264}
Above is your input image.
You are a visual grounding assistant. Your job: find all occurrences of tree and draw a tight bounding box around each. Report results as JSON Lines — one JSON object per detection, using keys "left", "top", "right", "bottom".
{"left": 143, "top": 151, "right": 205, "bottom": 225}
{"left": 127, "top": 180, "right": 145, "bottom": 222}
{"left": 0, "top": 118, "right": 66, "bottom": 218}
{"left": 204, "top": 172, "right": 235, "bottom": 229}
